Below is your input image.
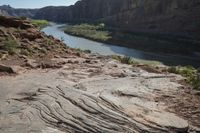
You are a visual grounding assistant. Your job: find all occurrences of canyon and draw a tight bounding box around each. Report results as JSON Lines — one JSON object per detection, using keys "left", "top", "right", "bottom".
{"left": 0, "top": 1, "right": 200, "bottom": 132}
{"left": 1, "top": 0, "right": 200, "bottom": 57}
{"left": 35, "top": 0, "right": 200, "bottom": 36}
{"left": 0, "top": 16, "right": 200, "bottom": 133}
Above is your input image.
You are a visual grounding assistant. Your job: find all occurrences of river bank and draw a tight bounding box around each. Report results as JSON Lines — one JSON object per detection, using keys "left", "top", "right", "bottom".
{"left": 64, "top": 23, "right": 200, "bottom": 57}
{"left": 42, "top": 24, "right": 200, "bottom": 67}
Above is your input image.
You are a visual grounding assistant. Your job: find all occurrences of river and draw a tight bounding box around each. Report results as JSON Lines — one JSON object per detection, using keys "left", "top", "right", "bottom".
{"left": 42, "top": 24, "right": 200, "bottom": 67}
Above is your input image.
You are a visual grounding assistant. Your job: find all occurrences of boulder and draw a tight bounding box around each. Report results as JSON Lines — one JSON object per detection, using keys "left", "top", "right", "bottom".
{"left": 0, "top": 16, "right": 34, "bottom": 29}
{"left": 20, "top": 29, "right": 42, "bottom": 41}
{"left": 0, "top": 64, "right": 15, "bottom": 73}
{"left": 25, "top": 59, "right": 39, "bottom": 68}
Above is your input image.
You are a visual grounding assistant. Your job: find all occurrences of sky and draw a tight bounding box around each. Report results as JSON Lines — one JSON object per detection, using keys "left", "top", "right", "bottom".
{"left": 0, "top": 0, "right": 79, "bottom": 8}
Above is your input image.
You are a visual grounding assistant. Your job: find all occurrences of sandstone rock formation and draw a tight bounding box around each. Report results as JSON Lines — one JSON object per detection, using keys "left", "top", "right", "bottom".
{"left": 0, "top": 16, "right": 73, "bottom": 64}
{"left": 1, "top": 53, "right": 200, "bottom": 132}
{"left": 0, "top": 16, "right": 34, "bottom": 29}
{"left": 0, "top": 64, "right": 16, "bottom": 73}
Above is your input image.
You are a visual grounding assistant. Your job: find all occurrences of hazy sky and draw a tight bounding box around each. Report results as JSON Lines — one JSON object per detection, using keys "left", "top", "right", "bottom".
{"left": 0, "top": 0, "right": 79, "bottom": 8}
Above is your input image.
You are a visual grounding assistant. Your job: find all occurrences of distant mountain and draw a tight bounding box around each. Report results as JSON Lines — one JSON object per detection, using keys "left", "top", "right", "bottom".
{"left": 0, "top": 5, "right": 38, "bottom": 18}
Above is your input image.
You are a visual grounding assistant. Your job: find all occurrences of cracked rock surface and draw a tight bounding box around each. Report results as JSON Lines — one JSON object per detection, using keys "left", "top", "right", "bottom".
{"left": 0, "top": 56, "right": 198, "bottom": 133}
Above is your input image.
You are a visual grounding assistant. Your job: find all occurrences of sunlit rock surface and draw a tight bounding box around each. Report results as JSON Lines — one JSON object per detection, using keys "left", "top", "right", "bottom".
{"left": 0, "top": 57, "right": 191, "bottom": 133}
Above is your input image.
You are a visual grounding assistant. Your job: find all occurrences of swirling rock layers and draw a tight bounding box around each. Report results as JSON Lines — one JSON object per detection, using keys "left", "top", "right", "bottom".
{"left": 0, "top": 58, "right": 195, "bottom": 133}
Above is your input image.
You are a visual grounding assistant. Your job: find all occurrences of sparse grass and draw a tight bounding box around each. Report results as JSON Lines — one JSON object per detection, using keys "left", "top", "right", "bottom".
{"left": 31, "top": 19, "right": 49, "bottom": 29}
{"left": 20, "top": 49, "right": 30, "bottom": 56}
{"left": 167, "top": 66, "right": 177, "bottom": 74}
{"left": 64, "top": 23, "right": 111, "bottom": 42}
{"left": 112, "top": 55, "right": 139, "bottom": 65}
{"left": 40, "top": 48, "right": 48, "bottom": 54}
{"left": 1, "top": 38, "right": 19, "bottom": 55}
{"left": 83, "top": 49, "right": 91, "bottom": 53}
{"left": 46, "top": 38, "right": 53, "bottom": 45}
{"left": 168, "top": 66, "right": 200, "bottom": 90}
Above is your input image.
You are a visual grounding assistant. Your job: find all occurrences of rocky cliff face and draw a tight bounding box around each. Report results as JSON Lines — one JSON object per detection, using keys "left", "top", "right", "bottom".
{"left": 0, "top": 15, "right": 71, "bottom": 68}
{"left": 100, "top": 0, "right": 200, "bottom": 35}
{"left": 34, "top": 0, "right": 200, "bottom": 36}
{"left": 0, "top": 5, "right": 38, "bottom": 18}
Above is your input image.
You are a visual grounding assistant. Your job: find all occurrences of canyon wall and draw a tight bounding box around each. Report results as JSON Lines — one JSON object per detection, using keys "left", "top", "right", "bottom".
{"left": 1, "top": 0, "right": 200, "bottom": 36}
{"left": 34, "top": 0, "right": 200, "bottom": 35}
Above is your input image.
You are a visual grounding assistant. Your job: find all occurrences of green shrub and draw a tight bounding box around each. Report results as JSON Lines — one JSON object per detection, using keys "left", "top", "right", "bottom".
{"left": 168, "top": 66, "right": 179, "bottom": 74}
{"left": 20, "top": 49, "right": 30, "bottom": 56}
{"left": 46, "top": 39, "right": 53, "bottom": 45}
{"left": 168, "top": 66, "right": 200, "bottom": 90}
{"left": 120, "top": 56, "right": 132, "bottom": 64}
{"left": 179, "top": 66, "right": 195, "bottom": 80}
{"left": 83, "top": 49, "right": 91, "bottom": 53}
{"left": 64, "top": 23, "right": 111, "bottom": 42}
{"left": 112, "top": 55, "right": 138, "bottom": 65}
{"left": 31, "top": 19, "right": 49, "bottom": 29}
{"left": 73, "top": 48, "right": 91, "bottom": 54}
{"left": 189, "top": 74, "right": 200, "bottom": 89}
{"left": 112, "top": 55, "right": 122, "bottom": 61}
{"left": 2, "top": 38, "right": 19, "bottom": 55}
{"left": 75, "top": 48, "right": 83, "bottom": 52}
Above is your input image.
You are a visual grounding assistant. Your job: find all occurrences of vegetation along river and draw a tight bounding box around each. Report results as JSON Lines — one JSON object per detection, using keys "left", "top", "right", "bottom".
{"left": 42, "top": 24, "right": 200, "bottom": 67}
